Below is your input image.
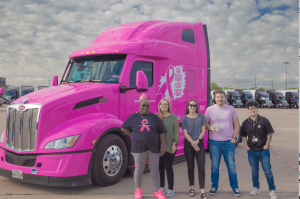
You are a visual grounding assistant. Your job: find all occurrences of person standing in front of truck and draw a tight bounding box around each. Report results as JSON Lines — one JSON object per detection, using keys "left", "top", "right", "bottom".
{"left": 182, "top": 99, "right": 208, "bottom": 199}
{"left": 241, "top": 100, "right": 277, "bottom": 199}
{"left": 121, "top": 94, "right": 167, "bottom": 199}
{"left": 157, "top": 99, "right": 179, "bottom": 197}
{"left": 205, "top": 90, "right": 241, "bottom": 197}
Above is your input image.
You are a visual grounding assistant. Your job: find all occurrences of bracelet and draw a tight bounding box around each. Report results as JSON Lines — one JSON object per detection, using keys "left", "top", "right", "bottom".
{"left": 233, "top": 137, "right": 237, "bottom": 139}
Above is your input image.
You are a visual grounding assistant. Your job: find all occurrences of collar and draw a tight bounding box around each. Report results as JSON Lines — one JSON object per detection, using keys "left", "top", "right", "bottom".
{"left": 248, "top": 114, "right": 261, "bottom": 122}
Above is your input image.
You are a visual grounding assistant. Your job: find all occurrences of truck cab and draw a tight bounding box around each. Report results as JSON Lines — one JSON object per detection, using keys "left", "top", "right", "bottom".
{"left": 285, "top": 92, "right": 299, "bottom": 109}
{"left": 21, "top": 86, "right": 34, "bottom": 96}
{"left": 0, "top": 21, "right": 210, "bottom": 187}
{"left": 238, "top": 90, "right": 254, "bottom": 107}
{"left": 5, "top": 86, "right": 19, "bottom": 102}
{"left": 267, "top": 91, "right": 288, "bottom": 108}
{"left": 227, "top": 91, "right": 243, "bottom": 108}
{"left": 255, "top": 91, "right": 273, "bottom": 108}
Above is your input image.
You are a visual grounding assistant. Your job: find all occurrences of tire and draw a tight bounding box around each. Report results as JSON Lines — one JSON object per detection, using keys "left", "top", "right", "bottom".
{"left": 92, "top": 134, "right": 128, "bottom": 186}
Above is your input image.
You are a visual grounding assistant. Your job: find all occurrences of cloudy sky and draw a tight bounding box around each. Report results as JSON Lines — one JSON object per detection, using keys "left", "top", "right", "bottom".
{"left": 0, "top": 0, "right": 298, "bottom": 91}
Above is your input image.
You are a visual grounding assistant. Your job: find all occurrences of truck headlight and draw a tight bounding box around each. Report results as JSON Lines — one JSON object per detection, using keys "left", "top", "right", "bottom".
{"left": 45, "top": 135, "right": 80, "bottom": 149}
{"left": 0, "top": 131, "right": 3, "bottom": 143}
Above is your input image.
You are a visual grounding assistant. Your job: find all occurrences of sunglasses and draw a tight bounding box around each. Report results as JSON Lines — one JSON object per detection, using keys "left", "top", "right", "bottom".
{"left": 189, "top": 104, "right": 197, "bottom": 108}
{"left": 141, "top": 104, "right": 149, "bottom": 108}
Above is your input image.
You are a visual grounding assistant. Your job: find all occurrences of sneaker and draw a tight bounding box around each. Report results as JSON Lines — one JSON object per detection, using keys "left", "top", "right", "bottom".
{"left": 269, "top": 190, "right": 277, "bottom": 199}
{"left": 209, "top": 188, "right": 217, "bottom": 195}
{"left": 166, "top": 190, "right": 174, "bottom": 197}
{"left": 233, "top": 189, "right": 242, "bottom": 197}
{"left": 135, "top": 188, "right": 142, "bottom": 199}
{"left": 250, "top": 187, "right": 260, "bottom": 196}
{"left": 160, "top": 187, "right": 166, "bottom": 194}
{"left": 154, "top": 189, "right": 166, "bottom": 199}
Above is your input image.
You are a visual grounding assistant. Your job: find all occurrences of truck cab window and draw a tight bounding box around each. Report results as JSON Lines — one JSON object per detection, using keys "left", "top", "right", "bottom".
{"left": 182, "top": 29, "right": 195, "bottom": 44}
{"left": 130, "top": 61, "right": 153, "bottom": 87}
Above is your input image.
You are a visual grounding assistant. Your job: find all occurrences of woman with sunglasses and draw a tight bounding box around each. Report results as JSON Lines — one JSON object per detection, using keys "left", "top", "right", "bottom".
{"left": 182, "top": 99, "right": 208, "bottom": 199}
{"left": 157, "top": 99, "right": 179, "bottom": 197}
{"left": 121, "top": 94, "right": 167, "bottom": 199}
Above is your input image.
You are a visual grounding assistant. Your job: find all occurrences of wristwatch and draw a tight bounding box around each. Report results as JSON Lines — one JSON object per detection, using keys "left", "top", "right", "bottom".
{"left": 161, "top": 145, "right": 166, "bottom": 148}
{"left": 198, "top": 138, "right": 202, "bottom": 141}
{"left": 173, "top": 143, "right": 177, "bottom": 146}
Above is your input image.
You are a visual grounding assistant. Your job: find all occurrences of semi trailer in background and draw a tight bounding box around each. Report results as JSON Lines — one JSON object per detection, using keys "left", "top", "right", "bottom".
{"left": 252, "top": 89, "right": 273, "bottom": 108}
{"left": 21, "top": 86, "right": 34, "bottom": 96}
{"left": 266, "top": 90, "right": 289, "bottom": 109}
{"left": 235, "top": 89, "right": 254, "bottom": 107}
{"left": 5, "top": 86, "right": 19, "bottom": 102}
{"left": 226, "top": 91, "right": 243, "bottom": 108}
{"left": 0, "top": 21, "right": 211, "bottom": 187}
{"left": 285, "top": 92, "right": 299, "bottom": 109}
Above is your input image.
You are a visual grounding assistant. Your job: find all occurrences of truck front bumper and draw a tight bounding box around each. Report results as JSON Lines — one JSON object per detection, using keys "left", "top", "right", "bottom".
{"left": 0, "top": 147, "right": 93, "bottom": 187}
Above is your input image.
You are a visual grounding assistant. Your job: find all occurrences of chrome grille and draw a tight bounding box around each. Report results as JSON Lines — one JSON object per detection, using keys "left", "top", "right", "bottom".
{"left": 283, "top": 101, "right": 288, "bottom": 106}
{"left": 6, "top": 104, "right": 42, "bottom": 152}
{"left": 236, "top": 100, "right": 242, "bottom": 105}
{"left": 266, "top": 101, "right": 272, "bottom": 106}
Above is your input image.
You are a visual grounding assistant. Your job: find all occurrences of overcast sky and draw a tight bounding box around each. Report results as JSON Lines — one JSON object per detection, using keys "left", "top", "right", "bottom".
{"left": 0, "top": 0, "right": 298, "bottom": 91}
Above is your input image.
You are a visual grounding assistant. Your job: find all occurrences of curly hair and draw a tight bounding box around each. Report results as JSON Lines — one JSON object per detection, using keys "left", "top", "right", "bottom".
{"left": 245, "top": 100, "right": 259, "bottom": 109}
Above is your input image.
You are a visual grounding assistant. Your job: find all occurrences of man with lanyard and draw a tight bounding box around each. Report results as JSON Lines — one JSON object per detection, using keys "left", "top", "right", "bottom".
{"left": 241, "top": 100, "right": 277, "bottom": 199}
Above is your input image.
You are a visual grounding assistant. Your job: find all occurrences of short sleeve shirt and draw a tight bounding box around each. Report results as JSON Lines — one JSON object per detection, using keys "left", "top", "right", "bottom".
{"left": 241, "top": 115, "right": 274, "bottom": 152}
{"left": 122, "top": 112, "right": 167, "bottom": 153}
{"left": 205, "top": 104, "right": 238, "bottom": 141}
{"left": 182, "top": 114, "right": 206, "bottom": 140}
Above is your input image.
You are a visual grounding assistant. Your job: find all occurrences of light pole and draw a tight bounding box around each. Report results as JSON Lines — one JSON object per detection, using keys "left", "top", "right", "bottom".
{"left": 284, "top": 62, "right": 289, "bottom": 89}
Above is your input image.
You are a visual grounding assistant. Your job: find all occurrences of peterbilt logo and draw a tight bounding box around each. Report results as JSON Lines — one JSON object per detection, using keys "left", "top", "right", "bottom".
{"left": 18, "top": 106, "right": 25, "bottom": 111}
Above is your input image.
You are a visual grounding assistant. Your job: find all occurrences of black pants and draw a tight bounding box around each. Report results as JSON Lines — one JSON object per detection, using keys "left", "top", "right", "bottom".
{"left": 184, "top": 139, "right": 205, "bottom": 189}
{"left": 159, "top": 151, "right": 176, "bottom": 190}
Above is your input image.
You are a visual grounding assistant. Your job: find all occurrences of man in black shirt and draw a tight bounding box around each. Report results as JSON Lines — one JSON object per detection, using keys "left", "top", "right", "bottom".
{"left": 241, "top": 100, "right": 277, "bottom": 199}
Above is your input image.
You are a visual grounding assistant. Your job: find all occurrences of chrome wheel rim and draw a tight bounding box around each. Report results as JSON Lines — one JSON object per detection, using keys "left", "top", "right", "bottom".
{"left": 103, "top": 145, "right": 123, "bottom": 176}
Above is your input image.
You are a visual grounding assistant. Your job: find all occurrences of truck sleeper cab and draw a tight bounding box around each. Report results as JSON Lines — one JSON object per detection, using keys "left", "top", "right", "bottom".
{"left": 238, "top": 90, "right": 254, "bottom": 107}
{"left": 0, "top": 21, "right": 210, "bottom": 187}
{"left": 227, "top": 91, "right": 243, "bottom": 108}
{"left": 5, "top": 86, "right": 19, "bottom": 103}
{"left": 255, "top": 91, "right": 273, "bottom": 108}
{"left": 267, "top": 91, "right": 288, "bottom": 109}
{"left": 285, "top": 92, "right": 299, "bottom": 109}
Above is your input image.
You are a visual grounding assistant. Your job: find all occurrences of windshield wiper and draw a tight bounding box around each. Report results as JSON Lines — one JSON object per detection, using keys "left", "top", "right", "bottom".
{"left": 62, "top": 80, "right": 82, "bottom": 84}
{"left": 81, "top": 79, "right": 102, "bottom": 82}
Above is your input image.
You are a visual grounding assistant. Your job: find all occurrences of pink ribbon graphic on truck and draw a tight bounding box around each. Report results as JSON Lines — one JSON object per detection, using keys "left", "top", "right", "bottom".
{"left": 140, "top": 119, "right": 151, "bottom": 132}
{"left": 157, "top": 65, "right": 186, "bottom": 101}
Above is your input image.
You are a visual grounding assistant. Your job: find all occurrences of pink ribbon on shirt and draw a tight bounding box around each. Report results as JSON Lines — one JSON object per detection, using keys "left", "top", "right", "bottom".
{"left": 157, "top": 65, "right": 175, "bottom": 101}
{"left": 140, "top": 119, "right": 151, "bottom": 132}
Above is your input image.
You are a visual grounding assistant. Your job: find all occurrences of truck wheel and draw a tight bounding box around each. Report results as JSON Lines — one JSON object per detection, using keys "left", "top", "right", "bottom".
{"left": 92, "top": 134, "right": 128, "bottom": 186}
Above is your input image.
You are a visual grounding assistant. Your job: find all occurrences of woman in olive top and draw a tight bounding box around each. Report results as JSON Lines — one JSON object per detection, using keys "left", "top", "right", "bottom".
{"left": 157, "top": 99, "right": 179, "bottom": 197}
{"left": 182, "top": 99, "right": 207, "bottom": 199}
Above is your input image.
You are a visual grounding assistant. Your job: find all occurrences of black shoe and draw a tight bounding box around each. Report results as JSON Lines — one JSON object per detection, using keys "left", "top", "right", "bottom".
{"left": 209, "top": 188, "right": 217, "bottom": 195}
{"left": 233, "top": 189, "right": 242, "bottom": 197}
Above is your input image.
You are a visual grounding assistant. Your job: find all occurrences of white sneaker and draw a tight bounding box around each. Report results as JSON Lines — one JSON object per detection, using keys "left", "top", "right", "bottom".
{"left": 160, "top": 187, "right": 166, "bottom": 194}
{"left": 250, "top": 187, "right": 260, "bottom": 196}
{"left": 166, "top": 190, "right": 174, "bottom": 197}
{"left": 269, "top": 190, "right": 277, "bottom": 199}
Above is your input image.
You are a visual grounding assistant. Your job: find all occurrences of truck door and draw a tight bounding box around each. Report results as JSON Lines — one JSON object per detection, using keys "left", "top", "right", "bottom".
{"left": 125, "top": 59, "right": 156, "bottom": 118}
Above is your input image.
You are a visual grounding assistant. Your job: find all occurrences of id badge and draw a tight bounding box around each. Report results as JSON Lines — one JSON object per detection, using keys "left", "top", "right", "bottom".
{"left": 252, "top": 136, "right": 258, "bottom": 142}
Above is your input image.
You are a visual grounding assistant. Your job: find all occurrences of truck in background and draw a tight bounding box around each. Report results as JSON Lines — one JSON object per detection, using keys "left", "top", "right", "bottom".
{"left": 21, "top": 85, "right": 34, "bottom": 96}
{"left": 38, "top": 86, "right": 49, "bottom": 90}
{"left": 251, "top": 89, "right": 273, "bottom": 108}
{"left": 285, "top": 92, "right": 299, "bottom": 109}
{"left": 0, "top": 21, "right": 210, "bottom": 187}
{"left": 226, "top": 91, "right": 243, "bottom": 108}
{"left": 5, "top": 86, "right": 19, "bottom": 102}
{"left": 266, "top": 90, "right": 289, "bottom": 109}
{"left": 235, "top": 89, "right": 254, "bottom": 107}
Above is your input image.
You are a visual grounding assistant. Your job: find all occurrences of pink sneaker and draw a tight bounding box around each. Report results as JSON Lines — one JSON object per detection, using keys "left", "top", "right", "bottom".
{"left": 135, "top": 188, "right": 143, "bottom": 199}
{"left": 154, "top": 189, "right": 166, "bottom": 199}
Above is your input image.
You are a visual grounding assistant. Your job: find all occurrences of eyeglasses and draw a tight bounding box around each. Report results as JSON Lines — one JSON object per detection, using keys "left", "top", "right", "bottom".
{"left": 160, "top": 103, "right": 169, "bottom": 106}
{"left": 189, "top": 104, "right": 197, "bottom": 108}
{"left": 141, "top": 104, "right": 149, "bottom": 108}
{"left": 249, "top": 108, "right": 257, "bottom": 111}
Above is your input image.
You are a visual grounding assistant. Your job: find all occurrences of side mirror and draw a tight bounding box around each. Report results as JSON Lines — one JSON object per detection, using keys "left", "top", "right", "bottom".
{"left": 52, "top": 76, "right": 58, "bottom": 86}
{"left": 0, "top": 88, "right": 3, "bottom": 95}
{"left": 136, "top": 70, "right": 148, "bottom": 92}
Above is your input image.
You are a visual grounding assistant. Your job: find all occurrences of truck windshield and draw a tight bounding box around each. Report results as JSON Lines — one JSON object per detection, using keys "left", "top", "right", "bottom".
{"left": 63, "top": 54, "right": 126, "bottom": 84}
{"left": 245, "top": 96, "right": 254, "bottom": 100}
{"left": 6, "top": 91, "right": 14, "bottom": 96}
{"left": 22, "top": 91, "right": 31, "bottom": 96}
{"left": 232, "top": 96, "right": 240, "bottom": 100}
{"left": 261, "top": 97, "right": 270, "bottom": 101}
{"left": 294, "top": 97, "right": 299, "bottom": 101}
{"left": 292, "top": 93, "right": 299, "bottom": 97}
{"left": 277, "top": 97, "right": 285, "bottom": 101}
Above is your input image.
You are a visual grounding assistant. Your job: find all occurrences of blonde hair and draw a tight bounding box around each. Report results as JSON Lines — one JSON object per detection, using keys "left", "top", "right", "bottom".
{"left": 157, "top": 99, "right": 172, "bottom": 121}
{"left": 139, "top": 94, "right": 148, "bottom": 104}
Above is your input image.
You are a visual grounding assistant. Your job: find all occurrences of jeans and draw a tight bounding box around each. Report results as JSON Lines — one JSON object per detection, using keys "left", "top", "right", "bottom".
{"left": 247, "top": 149, "right": 276, "bottom": 190}
{"left": 209, "top": 139, "right": 238, "bottom": 190}
{"left": 159, "top": 151, "right": 176, "bottom": 190}
{"left": 184, "top": 139, "right": 205, "bottom": 189}
{"left": 132, "top": 150, "right": 160, "bottom": 191}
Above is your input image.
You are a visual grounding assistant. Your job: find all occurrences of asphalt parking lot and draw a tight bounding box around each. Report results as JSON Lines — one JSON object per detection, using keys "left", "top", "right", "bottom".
{"left": 0, "top": 105, "right": 298, "bottom": 199}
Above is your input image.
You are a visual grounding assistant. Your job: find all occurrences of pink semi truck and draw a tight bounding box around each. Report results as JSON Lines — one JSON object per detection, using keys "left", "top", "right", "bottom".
{"left": 0, "top": 20, "right": 210, "bottom": 187}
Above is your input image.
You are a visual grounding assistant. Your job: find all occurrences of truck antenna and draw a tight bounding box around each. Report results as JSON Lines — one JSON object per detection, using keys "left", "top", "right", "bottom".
{"left": 45, "top": 8, "right": 73, "bottom": 53}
